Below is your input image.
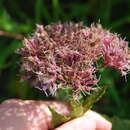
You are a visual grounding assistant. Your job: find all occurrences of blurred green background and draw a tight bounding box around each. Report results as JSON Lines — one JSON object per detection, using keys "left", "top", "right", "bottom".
{"left": 0, "top": 0, "right": 130, "bottom": 129}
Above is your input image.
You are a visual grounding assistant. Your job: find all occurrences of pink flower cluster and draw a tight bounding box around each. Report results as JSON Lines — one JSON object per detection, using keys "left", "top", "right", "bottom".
{"left": 17, "top": 22, "right": 130, "bottom": 99}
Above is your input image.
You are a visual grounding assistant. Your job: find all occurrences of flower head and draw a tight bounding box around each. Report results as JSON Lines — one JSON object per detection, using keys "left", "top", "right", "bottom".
{"left": 17, "top": 22, "right": 130, "bottom": 99}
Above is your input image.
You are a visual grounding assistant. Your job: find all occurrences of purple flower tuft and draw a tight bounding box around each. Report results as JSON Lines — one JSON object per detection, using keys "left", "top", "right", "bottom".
{"left": 17, "top": 22, "right": 130, "bottom": 99}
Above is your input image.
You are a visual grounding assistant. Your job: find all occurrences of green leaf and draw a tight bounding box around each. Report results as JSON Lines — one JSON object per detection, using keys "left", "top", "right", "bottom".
{"left": 110, "top": 117, "right": 130, "bottom": 130}
{"left": 0, "top": 40, "right": 22, "bottom": 69}
{"left": 110, "top": 16, "right": 130, "bottom": 29}
{"left": 49, "top": 87, "right": 107, "bottom": 128}
{"left": 35, "top": 0, "right": 43, "bottom": 23}
{"left": 48, "top": 106, "right": 71, "bottom": 128}
{"left": 83, "top": 86, "right": 107, "bottom": 113}
{"left": 69, "top": 98, "right": 84, "bottom": 118}
{"left": 0, "top": 8, "right": 17, "bottom": 32}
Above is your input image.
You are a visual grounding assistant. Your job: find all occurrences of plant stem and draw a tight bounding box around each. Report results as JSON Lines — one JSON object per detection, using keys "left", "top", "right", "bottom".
{"left": 0, "top": 30, "right": 24, "bottom": 40}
